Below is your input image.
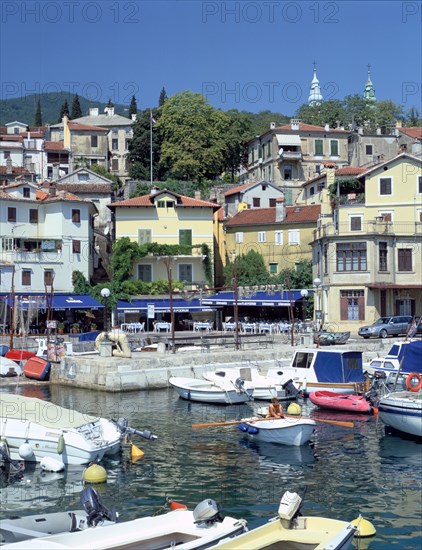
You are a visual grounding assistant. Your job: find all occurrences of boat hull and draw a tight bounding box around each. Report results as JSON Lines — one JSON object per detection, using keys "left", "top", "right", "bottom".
{"left": 5, "top": 350, "right": 36, "bottom": 362}
{"left": 309, "top": 391, "right": 371, "bottom": 413}
{"left": 240, "top": 418, "right": 316, "bottom": 446}
{"left": 378, "top": 391, "right": 422, "bottom": 437}
{"left": 23, "top": 357, "right": 51, "bottom": 381}
{"left": 169, "top": 377, "right": 252, "bottom": 404}
{"left": 0, "top": 357, "right": 22, "bottom": 377}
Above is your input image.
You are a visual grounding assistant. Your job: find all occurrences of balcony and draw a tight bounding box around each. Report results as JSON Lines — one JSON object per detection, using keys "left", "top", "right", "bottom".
{"left": 278, "top": 150, "right": 302, "bottom": 162}
{"left": 313, "top": 221, "right": 422, "bottom": 240}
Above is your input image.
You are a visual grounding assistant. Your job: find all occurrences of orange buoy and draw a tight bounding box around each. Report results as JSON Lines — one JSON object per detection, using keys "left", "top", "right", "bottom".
{"left": 169, "top": 500, "right": 188, "bottom": 511}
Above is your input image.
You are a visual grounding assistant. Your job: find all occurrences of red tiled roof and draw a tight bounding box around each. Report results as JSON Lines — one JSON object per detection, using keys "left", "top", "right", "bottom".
{"left": 110, "top": 189, "right": 219, "bottom": 209}
{"left": 225, "top": 205, "right": 321, "bottom": 226}
{"left": 224, "top": 182, "right": 256, "bottom": 197}
{"left": 277, "top": 123, "right": 349, "bottom": 133}
{"left": 21, "top": 131, "right": 44, "bottom": 138}
{"left": 50, "top": 183, "right": 112, "bottom": 194}
{"left": 68, "top": 122, "right": 108, "bottom": 132}
{"left": 0, "top": 135, "right": 23, "bottom": 142}
{"left": 335, "top": 166, "right": 366, "bottom": 176}
{"left": 399, "top": 127, "right": 422, "bottom": 139}
{"left": 36, "top": 188, "right": 90, "bottom": 202}
{"left": 44, "top": 141, "right": 68, "bottom": 151}
{"left": 0, "top": 166, "right": 30, "bottom": 175}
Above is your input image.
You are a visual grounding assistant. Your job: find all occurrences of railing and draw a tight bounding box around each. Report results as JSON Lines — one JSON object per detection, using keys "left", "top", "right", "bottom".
{"left": 278, "top": 151, "right": 302, "bottom": 161}
{"left": 313, "top": 221, "right": 422, "bottom": 240}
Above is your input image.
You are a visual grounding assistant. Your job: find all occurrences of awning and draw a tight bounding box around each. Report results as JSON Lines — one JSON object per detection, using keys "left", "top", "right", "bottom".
{"left": 1, "top": 294, "right": 103, "bottom": 310}
{"left": 276, "top": 135, "right": 302, "bottom": 147}
{"left": 201, "top": 290, "right": 308, "bottom": 307}
{"left": 117, "top": 298, "right": 215, "bottom": 313}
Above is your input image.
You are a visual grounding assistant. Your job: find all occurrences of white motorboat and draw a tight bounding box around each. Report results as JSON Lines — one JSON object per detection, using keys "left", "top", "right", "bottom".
{"left": 0, "top": 394, "right": 157, "bottom": 465}
{"left": 0, "top": 357, "right": 22, "bottom": 377}
{"left": 169, "top": 376, "right": 253, "bottom": 404}
{"left": 378, "top": 391, "right": 422, "bottom": 437}
{"left": 237, "top": 416, "right": 316, "bottom": 446}
{"left": 0, "top": 487, "right": 248, "bottom": 550}
{"left": 210, "top": 491, "right": 356, "bottom": 550}
{"left": 364, "top": 340, "right": 422, "bottom": 385}
{"left": 266, "top": 349, "right": 365, "bottom": 394}
{"left": 203, "top": 365, "right": 301, "bottom": 401}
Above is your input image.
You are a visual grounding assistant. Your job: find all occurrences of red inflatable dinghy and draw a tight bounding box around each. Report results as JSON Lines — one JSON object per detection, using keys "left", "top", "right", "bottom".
{"left": 5, "top": 349, "right": 36, "bottom": 362}
{"left": 24, "top": 357, "right": 51, "bottom": 381}
{"left": 309, "top": 391, "right": 371, "bottom": 413}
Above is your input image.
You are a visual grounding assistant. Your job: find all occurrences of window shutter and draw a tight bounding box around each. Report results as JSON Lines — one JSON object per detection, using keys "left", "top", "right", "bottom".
{"left": 350, "top": 217, "right": 361, "bottom": 231}
{"left": 358, "top": 296, "right": 365, "bottom": 320}
{"left": 179, "top": 229, "right": 192, "bottom": 246}
{"left": 340, "top": 295, "right": 348, "bottom": 320}
{"left": 138, "top": 229, "right": 151, "bottom": 245}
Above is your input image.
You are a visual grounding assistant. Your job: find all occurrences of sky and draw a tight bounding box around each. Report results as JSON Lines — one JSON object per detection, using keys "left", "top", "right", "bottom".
{"left": 1, "top": 0, "right": 421, "bottom": 116}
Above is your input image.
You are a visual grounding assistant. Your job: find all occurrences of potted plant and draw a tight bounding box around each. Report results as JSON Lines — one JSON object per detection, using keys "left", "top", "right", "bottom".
{"left": 58, "top": 322, "right": 65, "bottom": 335}
{"left": 90, "top": 323, "right": 97, "bottom": 331}
{"left": 72, "top": 322, "right": 80, "bottom": 334}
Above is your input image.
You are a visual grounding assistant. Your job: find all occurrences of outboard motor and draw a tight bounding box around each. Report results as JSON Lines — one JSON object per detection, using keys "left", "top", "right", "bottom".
{"left": 364, "top": 371, "right": 388, "bottom": 408}
{"left": 282, "top": 379, "right": 303, "bottom": 399}
{"left": 193, "top": 499, "right": 222, "bottom": 525}
{"left": 116, "top": 418, "right": 158, "bottom": 442}
{"left": 80, "top": 487, "right": 117, "bottom": 527}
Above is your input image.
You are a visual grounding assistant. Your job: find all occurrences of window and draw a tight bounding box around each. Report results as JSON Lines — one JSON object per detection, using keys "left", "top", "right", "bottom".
{"left": 112, "top": 138, "right": 118, "bottom": 150}
{"left": 4, "top": 151, "right": 10, "bottom": 158}
{"left": 268, "top": 165, "right": 272, "bottom": 180}
{"left": 2, "top": 238, "right": 14, "bottom": 251}
{"left": 157, "top": 200, "right": 165, "bottom": 208}
{"left": 379, "top": 212, "right": 392, "bottom": 222}
{"left": 340, "top": 290, "right": 364, "bottom": 320}
{"left": 125, "top": 139, "right": 130, "bottom": 150}
{"left": 91, "top": 159, "right": 98, "bottom": 165}
{"left": 111, "top": 158, "right": 118, "bottom": 171}
{"left": 336, "top": 243, "right": 367, "bottom": 271}
{"left": 72, "top": 240, "right": 81, "bottom": 254}
{"left": 314, "top": 139, "right": 323, "bottom": 156}
{"left": 22, "top": 270, "right": 31, "bottom": 286}
{"left": 137, "top": 264, "right": 152, "bottom": 282}
{"left": 23, "top": 187, "right": 30, "bottom": 198}
{"left": 179, "top": 229, "right": 192, "bottom": 246}
{"left": 284, "top": 165, "right": 292, "bottom": 180}
{"left": 288, "top": 229, "right": 300, "bottom": 245}
{"left": 269, "top": 198, "right": 276, "bottom": 207}
{"left": 267, "top": 142, "right": 271, "bottom": 157}
{"left": 323, "top": 244, "right": 329, "bottom": 274}
{"left": 91, "top": 135, "right": 98, "bottom": 147}
{"left": 179, "top": 264, "right": 193, "bottom": 283}
{"left": 8, "top": 207, "right": 16, "bottom": 222}
{"left": 309, "top": 186, "right": 315, "bottom": 196}
{"left": 78, "top": 173, "right": 89, "bottom": 182}
{"left": 258, "top": 231, "right": 266, "bottom": 243}
{"left": 379, "top": 242, "right": 388, "bottom": 271}
{"left": 418, "top": 175, "right": 422, "bottom": 194}
{"left": 253, "top": 197, "right": 261, "bottom": 207}
{"left": 29, "top": 209, "right": 38, "bottom": 223}
{"left": 138, "top": 229, "right": 152, "bottom": 245}
{"left": 269, "top": 263, "right": 278, "bottom": 274}
{"left": 72, "top": 209, "right": 81, "bottom": 223}
{"left": 44, "top": 270, "right": 54, "bottom": 286}
{"left": 350, "top": 216, "right": 362, "bottom": 231}
{"left": 380, "top": 177, "right": 392, "bottom": 195}
{"left": 235, "top": 232, "right": 244, "bottom": 243}
{"left": 275, "top": 231, "right": 283, "bottom": 245}
{"left": 330, "top": 140, "right": 339, "bottom": 156}
{"left": 365, "top": 144, "right": 373, "bottom": 155}
{"left": 398, "top": 248, "right": 412, "bottom": 271}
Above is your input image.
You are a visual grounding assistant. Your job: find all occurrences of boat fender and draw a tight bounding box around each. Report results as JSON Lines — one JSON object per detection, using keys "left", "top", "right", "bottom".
{"left": 238, "top": 423, "right": 249, "bottom": 432}
{"left": 18, "top": 442, "right": 34, "bottom": 460}
{"left": 247, "top": 426, "right": 259, "bottom": 435}
{"left": 57, "top": 433, "right": 65, "bottom": 455}
{"left": 405, "top": 372, "right": 422, "bottom": 393}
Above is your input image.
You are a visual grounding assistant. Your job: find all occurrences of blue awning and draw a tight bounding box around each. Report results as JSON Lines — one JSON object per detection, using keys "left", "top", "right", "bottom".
{"left": 201, "top": 290, "right": 310, "bottom": 307}
{"left": 117, "top": 298, "right": 215, "bottom": 313}
{"left": 1, "top": 294, "right": 103, "bottom": 310}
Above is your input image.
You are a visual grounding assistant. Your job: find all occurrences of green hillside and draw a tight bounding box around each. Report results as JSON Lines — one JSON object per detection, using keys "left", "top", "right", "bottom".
{"left": 0, "top": 93, "right": 130, "bottom": 126}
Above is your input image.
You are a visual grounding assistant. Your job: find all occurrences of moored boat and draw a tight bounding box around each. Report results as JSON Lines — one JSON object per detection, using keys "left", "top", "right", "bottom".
{"left": 238, "top": 416, "right": 316, "bottom": 446}
{"left": 23, "top": 357, "right": 51, "bottom": 381}
{"left": 210, "top": 491, "right": 356, "bottom": 550}
{"left": 309, "top": 391, "right": 372, "bottom": 413}
{"left": 378, "top": 391, "right": 422, "bottom": 437}
{"left": 169, "top": 376, "right": 254, "bottom": 404}
{"left": 0, "top": 356, "right": 22, "bottom": 377}
{"left": 364, "top": 340, "right": 422, "bottom": 385}
{"left": 5, "top": 350, "right": 36, "bottom": 362}
{"left": 313, "top": 331, "right": 351, "bottom": 345}
{"left": 0, "top": 487, "right": 248, "bottom": 550}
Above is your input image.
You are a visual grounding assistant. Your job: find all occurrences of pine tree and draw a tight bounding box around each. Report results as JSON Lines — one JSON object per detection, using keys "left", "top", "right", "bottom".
{"left": 71, "top": 94, "right": 82, "bottom": 119}
{"left": 34, "top": 98, "right": 42, "bottom": 126}
{"left": 158, "top": 87, "right": 167, "bottom": 107}
{"left": 128, "top": 95, "right": 138, "bottom": 118}
{"left": 58, "top": 99, "right": 70, "bottom": 122}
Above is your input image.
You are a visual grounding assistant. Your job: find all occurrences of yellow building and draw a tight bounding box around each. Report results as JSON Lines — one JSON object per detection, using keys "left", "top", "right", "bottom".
{"left": 224, "top": 198, "right": 320, "bottom": 274}
{"left": 311, "top": 153, "right": 422, "bottom": 331}
{"left": 109, "top": 188, "right": 220, "bottom": 287}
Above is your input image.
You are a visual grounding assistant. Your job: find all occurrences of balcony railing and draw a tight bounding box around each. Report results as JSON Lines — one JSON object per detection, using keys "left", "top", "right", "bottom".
{"left": 278, "top": 151, "right": 302, "bottom": 161}
{"left": 313, "top": 221, "right": 422, "bottom": 240}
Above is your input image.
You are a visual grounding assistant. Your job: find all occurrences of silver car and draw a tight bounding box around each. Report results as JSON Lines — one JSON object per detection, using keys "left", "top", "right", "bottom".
{"left": 358, "top": 316, "right": 413, "bottom": 339}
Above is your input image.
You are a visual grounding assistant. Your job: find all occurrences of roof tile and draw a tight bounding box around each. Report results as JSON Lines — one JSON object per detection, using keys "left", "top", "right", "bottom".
{"left": 225, "top": 204, "right": 321, "bottom": 226}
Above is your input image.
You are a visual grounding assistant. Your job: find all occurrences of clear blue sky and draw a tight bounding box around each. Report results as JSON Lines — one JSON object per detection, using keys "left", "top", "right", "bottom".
{"left": 1, "top": 1, "right": 421, "bottom": 116}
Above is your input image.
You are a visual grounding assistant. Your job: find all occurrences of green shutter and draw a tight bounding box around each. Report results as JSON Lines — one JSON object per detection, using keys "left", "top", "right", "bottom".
{"left": 179, "top": 229, "right": 192, "bottom": 246}
{"left": 138, "top": 229, "right": 151, "bottom": 245}
{"left": 330, "top": 140, "right": 339, "bottom": 156}
{"left": 315, "top": 139, "right": 323, "bottom": 156}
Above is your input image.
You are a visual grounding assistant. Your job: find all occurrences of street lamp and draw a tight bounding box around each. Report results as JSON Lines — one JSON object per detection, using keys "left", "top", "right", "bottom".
{"left": 101, "top": 287, "right": 110, "bottom": 336}
{"left": 300, "top": 289, "right": 309, "bottom": 323}
{"left": 313, "top": 278, "right": 322, "bottom": 331}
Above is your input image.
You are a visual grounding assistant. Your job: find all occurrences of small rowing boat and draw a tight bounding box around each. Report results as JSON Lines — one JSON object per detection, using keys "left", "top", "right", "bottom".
{"left": 238, "top": 417, "right": 316, "bottom": 446}
{"left": 309, "top": 391, "right": 372, "bottom": 413}
{"left": 169, "top": 376, "right": 254, "bottom": 404}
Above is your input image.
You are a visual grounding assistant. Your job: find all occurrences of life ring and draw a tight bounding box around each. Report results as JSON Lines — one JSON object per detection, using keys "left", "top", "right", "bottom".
{"left": 405, "top": 372, "right": 422, "bottom": 393}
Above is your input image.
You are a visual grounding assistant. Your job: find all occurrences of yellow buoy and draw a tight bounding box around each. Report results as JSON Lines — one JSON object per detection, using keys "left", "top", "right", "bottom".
{"left": 352, "top": 515, "right": 376, "bottom": 537}
{"left": 287, "top": 402, "right": 302, "bottom": 416}
{"left": 83, "top": 464, "right": 108, "bottom": 484}
{"left": 131, "top": 442, "right": 145, "bottom": 462}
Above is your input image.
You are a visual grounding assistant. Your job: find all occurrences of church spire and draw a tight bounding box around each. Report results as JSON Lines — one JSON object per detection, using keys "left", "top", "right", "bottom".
{"left": 308, "top": 62, "right": 323, "bottom": 106}
{"left": 363, "top": 64, "right": 376, "bottom": 102}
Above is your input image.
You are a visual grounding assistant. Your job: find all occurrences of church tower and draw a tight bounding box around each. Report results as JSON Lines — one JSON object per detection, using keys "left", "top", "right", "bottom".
{"left": 308, "top": 63, "right": 323, "bottom": 105}
{"left": 363, "top": 65, "right": 376, "bottom": 102}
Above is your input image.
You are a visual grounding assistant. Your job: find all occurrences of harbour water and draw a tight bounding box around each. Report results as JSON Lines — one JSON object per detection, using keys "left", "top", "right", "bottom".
{"left": 1, "top": 383, "right": 421, "bottom": 549}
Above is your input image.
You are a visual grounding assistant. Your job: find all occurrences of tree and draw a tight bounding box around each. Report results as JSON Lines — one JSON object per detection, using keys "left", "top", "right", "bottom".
{"left": 127, "top": 108, "right": 164, "bottom": 180}
{"left": 158, "top": 87, "right": 167, "bottom": 107}
{"left": 296, "top": 100, "right": 347, "bottom": 128}
{"left": 128, "top": 95, "right": 137, "bottom": 118}
{"left": 58, "top": 99, "right": 70, "bottom": 122}
{"left": 71, "top": 93, "right": 82, "bottom": 119}
{"left": 34, "top": 98, "right": 42, "bottom": 126}
{"left": 72, "top": 271, "right": 92, "bottom": 294}
{"left": 223, "top": 250, "right": 270, "bottom": 287}
{"left": 342, "top": 94, "right": 375, "bottom": 128}
{"left": 158, "top": 91, "right": 230, "bottom": 181}
{"left": 221, "top": 110, "right": 253, "bottom": 182}
{"left": 406, "top": 106, "right": 421, "bottom": 127}
{"left": 89, "top": 163, "right": 121, "bottom": 191}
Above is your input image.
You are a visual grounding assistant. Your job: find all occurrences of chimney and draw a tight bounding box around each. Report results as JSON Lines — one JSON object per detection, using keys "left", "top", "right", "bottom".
{"left": 393, "top": 128, "right": 400, "bottom": 137}
{"left": 376, "top": 128, "right": 381, "bottom": 135}
{"left": 324, "top": 162, "right": 337, "bottom": 187}
{"left": 49, "top": 182, "right": 57, "bottom": 197}
{"left": 275, "top": 195, "right": 286, "bottom": 222}
{"left": 395, "top": 120, "right": 403, "bottom": 129}
{"left": 270, "top": 122, "right": 276, "bottom": 129}
{"left": 358, "top": 127, "right": 364, "bottom": 135}
{"left": 150, "top": 185, "right": 161, "bottom": 196}
{"left": 324, "top": 123, "right": 329, "bottom": 132}
{"left": 194, "top": 190, "right": 201, "bottom": 200}
{"left": 89, "top": 107, "right": 99, "bottom": 116}
{"left": 6, "top": 158, "right": 12, "bottom": 174}
{"left": 104, "top": 105, "right": 115, "bottom": 116}
{"left": 52, "top": 163, "right": 59, "bottom": 180}
{"left": 131, "top": 114, "right": 137, "bottom": 122}
{"left": 290, "top": 119, "right": 300, "bottom": 131}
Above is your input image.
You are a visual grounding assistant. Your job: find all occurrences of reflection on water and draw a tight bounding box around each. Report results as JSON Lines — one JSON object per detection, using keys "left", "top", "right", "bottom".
{"left": 1, "top": 386, "right": 421, "bottom": 549}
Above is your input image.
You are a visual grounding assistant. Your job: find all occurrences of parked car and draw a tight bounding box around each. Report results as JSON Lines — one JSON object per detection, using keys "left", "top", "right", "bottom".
{"left": 358, "top": 316, "right": 413, "bottom": 339}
